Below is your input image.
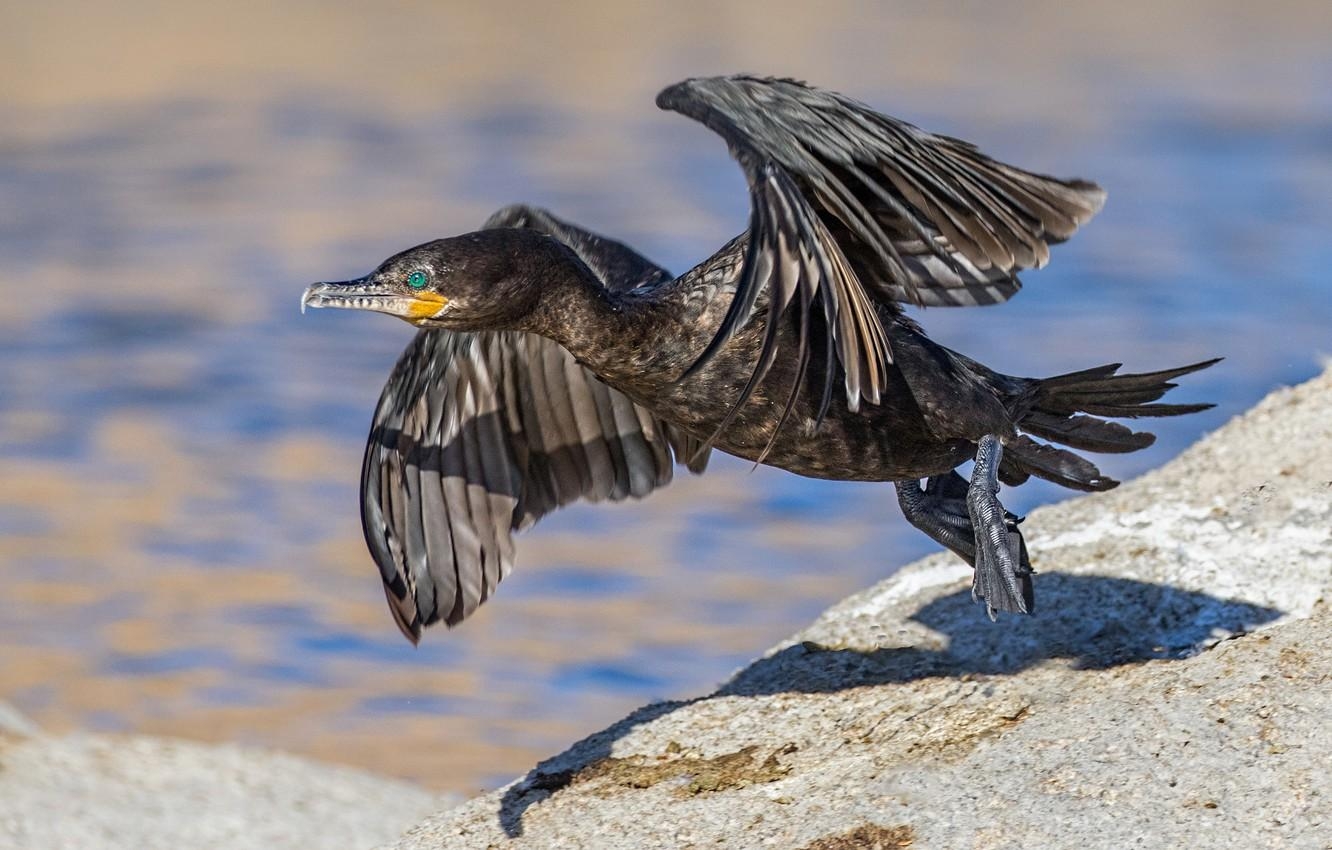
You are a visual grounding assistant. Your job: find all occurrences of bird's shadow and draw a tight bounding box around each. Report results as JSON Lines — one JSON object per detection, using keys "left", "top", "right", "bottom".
{"left": 496, "top": 573, "right": 1281, "bottom": 837}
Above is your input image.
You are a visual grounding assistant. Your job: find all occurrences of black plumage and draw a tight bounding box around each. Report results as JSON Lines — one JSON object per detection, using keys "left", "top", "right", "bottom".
{"left": 303, "top": 75, "right": 1217, "bottom": 641}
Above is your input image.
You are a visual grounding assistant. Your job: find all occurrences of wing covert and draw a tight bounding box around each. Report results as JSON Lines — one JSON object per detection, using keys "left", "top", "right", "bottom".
{"left": 483, "top": 204, "right": 673, "bottom": 293}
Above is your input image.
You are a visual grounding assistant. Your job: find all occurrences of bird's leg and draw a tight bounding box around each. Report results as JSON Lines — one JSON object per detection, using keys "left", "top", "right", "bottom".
{"left": 894, "top": 444, "right": 1033, "bottom": 619}
{"left": 965, "top": 435, "right": 1033, "bottom": 618}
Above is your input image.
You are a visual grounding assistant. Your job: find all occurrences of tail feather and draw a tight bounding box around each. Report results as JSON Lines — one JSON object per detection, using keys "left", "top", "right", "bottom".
{"left": 997, "top": 457, "right": 1030, "bottom": 487}
{"left": 1005, "top": 358, "right": 1219, "bottom": 491}
{"left": 1053, "top": 384, "right": 1176, "bottom": 406}
{"left": 1019, "top": 411, "right": 1155, "bottom": 453}
{"left": 1004, "top": 435, "right": 1118, "bottom": 492}
{"left": 1036, "top": 360, "right": 1218, "bottom": 413}
{"left": 1037, "top": 359, "right": 1216, "bottom": 394}
{"left": 1074, "top": 400, "right": 1214, "bottom": 419}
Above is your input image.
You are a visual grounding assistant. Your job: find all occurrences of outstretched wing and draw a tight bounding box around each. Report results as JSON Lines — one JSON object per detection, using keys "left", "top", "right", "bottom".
{"left": 363, "top": 209, "right": 706, "bottom": 641}
{"left": 658, "top": 75, "right": 1106, "bottom": 416}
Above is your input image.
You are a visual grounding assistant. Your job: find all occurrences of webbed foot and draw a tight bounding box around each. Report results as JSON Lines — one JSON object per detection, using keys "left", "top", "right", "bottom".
{"left": 965, "top": 435, "right": 1033, "bottom": 617}
{"left": 894, "top": 434, "right": 1033, "bottom": 618}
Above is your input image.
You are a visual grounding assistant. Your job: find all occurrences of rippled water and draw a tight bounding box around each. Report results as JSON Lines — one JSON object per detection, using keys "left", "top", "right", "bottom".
{"left": 2, "top": 1, "right": 1330, "bottom": 793}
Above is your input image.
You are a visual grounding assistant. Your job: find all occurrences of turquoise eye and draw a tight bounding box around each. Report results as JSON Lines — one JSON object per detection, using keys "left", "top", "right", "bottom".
{"left": 407, "top": 270, "right": 428, "bottom": 289}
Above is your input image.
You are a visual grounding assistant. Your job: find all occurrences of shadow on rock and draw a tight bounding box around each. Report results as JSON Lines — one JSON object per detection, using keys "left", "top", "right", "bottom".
{"left": 722, "top": 574, "right": 1281, "bottom": 696}
{"left": 497, "top": 573, "right": 1281, "bottom": 836}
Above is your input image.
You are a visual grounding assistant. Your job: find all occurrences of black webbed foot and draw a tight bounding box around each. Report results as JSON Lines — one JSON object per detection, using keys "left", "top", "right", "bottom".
{"left": 896, "top": 471, "right": 978, "bottom": 563}
{"left": 894, "top": 436, "right": 1033, "bottom": 619}
{"left": 965, "top": 435, "right": 1034, "bottom": 618}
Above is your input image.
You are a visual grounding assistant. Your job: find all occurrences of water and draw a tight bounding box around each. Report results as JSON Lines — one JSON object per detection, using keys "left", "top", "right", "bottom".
{"left": 1, "top": 1, "right": 1330, "bottom": 793}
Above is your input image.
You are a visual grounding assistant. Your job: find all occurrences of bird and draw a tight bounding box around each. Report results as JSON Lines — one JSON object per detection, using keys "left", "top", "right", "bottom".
{"left": 302, "top": 75, "right": 1217, "bottom": 643}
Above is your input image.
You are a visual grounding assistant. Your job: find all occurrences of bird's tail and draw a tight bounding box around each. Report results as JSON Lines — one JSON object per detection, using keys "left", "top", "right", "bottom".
{"left": 999, "top": 358, "right": 1221, "bottom": 491}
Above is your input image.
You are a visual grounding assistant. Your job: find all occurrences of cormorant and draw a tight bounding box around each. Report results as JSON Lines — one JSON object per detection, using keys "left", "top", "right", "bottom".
{"left": 302, "top": 76, "right": 1217, "bottom": 643}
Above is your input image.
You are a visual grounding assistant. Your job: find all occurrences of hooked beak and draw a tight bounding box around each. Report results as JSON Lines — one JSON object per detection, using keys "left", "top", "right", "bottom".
{"left": 301, "top": 277, "right": 449, "bottom": 323}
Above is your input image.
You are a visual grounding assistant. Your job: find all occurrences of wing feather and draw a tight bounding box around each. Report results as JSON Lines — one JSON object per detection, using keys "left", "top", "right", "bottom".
{"left": 658, "top": 74, "right": 1105, "bottom": 414}
{"left": 363, "top": 329, "right": 704, "bottom": 640}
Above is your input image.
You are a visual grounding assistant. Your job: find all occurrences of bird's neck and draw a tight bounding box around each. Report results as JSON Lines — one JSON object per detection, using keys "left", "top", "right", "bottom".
{"left": 512, "top": 237, "right": 680, "bottom": 390}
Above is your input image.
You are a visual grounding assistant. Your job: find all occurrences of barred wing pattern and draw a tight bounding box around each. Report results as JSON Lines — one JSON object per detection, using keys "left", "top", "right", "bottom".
{"left": 364, "top": 329, "right": 702, "bottom": 640}
{"left": 658, "top": 75, "right": 1107, "bottom": 418}
{"left": 364, "top": 208, "right": 705, "bottom": 641}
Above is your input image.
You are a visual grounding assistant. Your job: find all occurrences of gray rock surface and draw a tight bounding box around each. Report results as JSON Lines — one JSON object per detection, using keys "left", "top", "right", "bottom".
{"left": 385, "top": 365, "right": 1332, "bottom": 850}
{"left": 0, "top": 719, "right": 450, "bottom": 850}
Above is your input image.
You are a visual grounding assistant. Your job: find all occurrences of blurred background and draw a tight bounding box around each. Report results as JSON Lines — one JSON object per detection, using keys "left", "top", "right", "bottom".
{"left": 1, "top": 0, "right": 1329, "bottom": 795}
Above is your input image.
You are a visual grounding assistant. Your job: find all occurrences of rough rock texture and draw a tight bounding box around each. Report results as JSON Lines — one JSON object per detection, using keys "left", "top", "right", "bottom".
{"left": 0, "top": 721, "right": 450, "bottom": 850}
{"left": 386, "top": 366, "right": 1332, "bottom": 850}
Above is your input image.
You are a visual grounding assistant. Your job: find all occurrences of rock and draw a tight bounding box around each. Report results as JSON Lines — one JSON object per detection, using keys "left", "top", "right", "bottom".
{"left": 0, "top": 733, "right": 451, "bottom": 850}
{"left": 0, "top": 700, "right": 41, "bottom": 737}
{"left": 384, "top": 366, "right": 1332, "bottom": 849}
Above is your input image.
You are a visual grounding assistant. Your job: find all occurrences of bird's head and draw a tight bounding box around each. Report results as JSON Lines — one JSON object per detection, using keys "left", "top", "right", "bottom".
{"left": 302, "top": 230, "right": 549, "bottom": 330}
